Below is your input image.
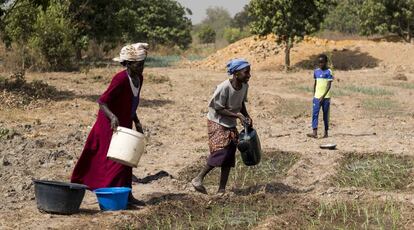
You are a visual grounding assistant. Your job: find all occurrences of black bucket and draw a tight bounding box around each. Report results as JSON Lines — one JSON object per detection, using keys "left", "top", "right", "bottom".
{"left": 33, "top": 179, "right": 88, "bottom": 215}
{"left": 238, "top": 123, "right": 262, "bottom": 166}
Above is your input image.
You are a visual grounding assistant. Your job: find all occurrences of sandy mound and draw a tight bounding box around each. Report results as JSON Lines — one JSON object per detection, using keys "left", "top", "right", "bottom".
{"left": 193, "top": 35, "right": 414, "bottom": 72}
{"left": 192, "top": 35, "right": 283, "bottom": 71}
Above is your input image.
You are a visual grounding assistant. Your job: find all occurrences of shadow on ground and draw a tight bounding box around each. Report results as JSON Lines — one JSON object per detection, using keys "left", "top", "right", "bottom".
{"left": 71, "top": 94, "right": 174, "bottom": 108}
{"left": 295, "top": 48, "right": 380, "bottom": 70}
{"left": 132, "top": 170, "right": 173, "bottom": 184}
{"left": 77, "top": 209, "right": 101, "bottom": 215}
{"left": 146, "top": 193, "right": 189, "bottom": 206}
{"left": 0, "top": 73, "right": 76, "bottom": 102}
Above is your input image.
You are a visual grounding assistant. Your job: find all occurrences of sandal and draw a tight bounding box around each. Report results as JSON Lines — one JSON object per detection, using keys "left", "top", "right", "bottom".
{"left": 191, "top": 178, "right": 208, "bottom": 194}
{"left": 306, "top": 133, "right": 318, "bottom": 138}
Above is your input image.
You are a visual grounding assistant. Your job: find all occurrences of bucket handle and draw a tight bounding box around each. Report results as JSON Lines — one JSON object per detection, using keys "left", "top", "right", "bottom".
{"left": 243, "top": 119, "right": 251, "bottom": 137}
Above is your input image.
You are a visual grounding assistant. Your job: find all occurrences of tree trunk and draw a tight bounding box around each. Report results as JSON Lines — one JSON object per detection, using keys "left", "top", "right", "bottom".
{"left": 284, "top": 37, "right": 292, "bottom": 72}
{"left": 21, "top": 45, "right": 25, "bottom": 71}
{"left": 75, "top": 47, "right": 82, "bottom": 61}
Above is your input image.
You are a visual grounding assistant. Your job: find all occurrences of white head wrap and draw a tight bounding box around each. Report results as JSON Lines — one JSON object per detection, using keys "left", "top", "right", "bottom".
{"left": 113, "top": 43, "right": 149, "bottom": 62}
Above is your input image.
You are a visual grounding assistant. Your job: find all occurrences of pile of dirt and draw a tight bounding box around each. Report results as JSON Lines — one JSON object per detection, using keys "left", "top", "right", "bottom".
{"left": 0, "top": 72, "right": 74, "bottom": 108}
{"left": 0, "top": 124, "right": 86, "bottom": 209}
{"left": 192, "top": 35, "right": 283, "bottom": 71}
{"left": 193, "top": 35, "right": 414, "bottom": 72}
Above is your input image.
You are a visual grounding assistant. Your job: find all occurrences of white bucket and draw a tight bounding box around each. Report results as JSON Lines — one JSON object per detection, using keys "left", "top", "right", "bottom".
{"left": 107, "top": 127, "right": 145, "bottom": 168}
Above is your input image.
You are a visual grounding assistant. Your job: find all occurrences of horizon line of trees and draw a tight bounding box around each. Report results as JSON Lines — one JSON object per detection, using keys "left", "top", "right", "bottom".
{"left": 1, "top": 0, "right": 413, "bottom": 72}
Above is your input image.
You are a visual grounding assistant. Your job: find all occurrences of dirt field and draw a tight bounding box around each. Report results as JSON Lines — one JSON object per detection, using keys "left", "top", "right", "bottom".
{"left": 1, "top": 63, "right": 414, "bottom": 229}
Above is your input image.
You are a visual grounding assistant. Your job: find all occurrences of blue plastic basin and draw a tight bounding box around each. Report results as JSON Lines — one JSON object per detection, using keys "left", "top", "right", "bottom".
{"left": 94, "top": 187, "right": 131, "bottom": 211}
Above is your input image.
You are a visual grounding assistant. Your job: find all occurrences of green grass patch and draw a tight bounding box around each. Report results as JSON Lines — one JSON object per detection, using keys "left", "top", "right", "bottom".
{"left": 185, "top": 55, "right": 205, "bottom": 61}
{"left": 362, "top": 98, "right": 400, "bottom": 111}
{"left": 180, "top": 150, "right": 300, "bottom": 190}
{"left": 332, "top": 88, "right": 352, "bottom": 97}
{"left": 291, "top": 85, "right": 314, "bottom": 93}
{"left": 0, "top": 127, "right": 10, "bottom": 139}
{"left": 120, "top": 194, "right": 408, "bottom": 229}
{"left": 333, "top": 153, "right": 414, "bottom": 191}
{"left": 290, "top": 84, "right": 350, "bottom": 97}
{"left": 343, "top": 85, "right": 394, "bottom": 96}
{"left": 120, "top": 194, "right": 313, "bottom": 230}
{"left": 146, "top": 73, "right": 171, "bottom": 84}
{"left": 387, "top": 82, "right": 414, "bottom": 90}
{"left": 309, "top": 200, "right": 402, "bottom": 230}
{"left": 230, "top": 151, "right": 299, "bottom": 189}
{"left": 148, "top": 196, "right": 274, "bottom": 229}
{"left": 145, "top": 55, "right": 181, "bottom": 67}
{"left": 278, "top": 99, "right": 309, "bottom": 118}
{"left": 0, "top": 126, "right": 18, "bottom": 140}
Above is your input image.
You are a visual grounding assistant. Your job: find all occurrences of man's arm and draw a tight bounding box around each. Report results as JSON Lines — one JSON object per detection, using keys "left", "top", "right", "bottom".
{"left": 319, "top": 81, "right": 332, "bottom": 101}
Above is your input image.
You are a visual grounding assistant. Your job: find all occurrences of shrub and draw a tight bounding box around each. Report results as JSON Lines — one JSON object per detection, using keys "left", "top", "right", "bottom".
{"left": 223, "top": 27, "right": 243, "bottom": 44}
{"left": 198, "top": 25, "right": 216, "bottom": 44}
{"left": 29, "top": 0, "right": 77, "bottom": 71}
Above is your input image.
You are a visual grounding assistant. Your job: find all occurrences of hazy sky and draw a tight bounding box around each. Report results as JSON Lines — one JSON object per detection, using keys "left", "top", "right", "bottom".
{"left": 176, "top": 0, "right": 250, "bottom": 24}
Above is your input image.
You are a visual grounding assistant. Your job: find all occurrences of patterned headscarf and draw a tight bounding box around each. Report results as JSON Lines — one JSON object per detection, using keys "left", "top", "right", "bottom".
{"left": 113, "top": 43, "right": 149, "bottom": 62}
{"left": 226, "top": 58, "right": 250, "bottom": 75}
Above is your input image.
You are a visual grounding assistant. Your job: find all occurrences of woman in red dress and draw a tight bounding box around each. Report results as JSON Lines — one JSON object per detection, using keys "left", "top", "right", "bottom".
{"left": 71, "top": 43, "right": 148, "bottom": 205}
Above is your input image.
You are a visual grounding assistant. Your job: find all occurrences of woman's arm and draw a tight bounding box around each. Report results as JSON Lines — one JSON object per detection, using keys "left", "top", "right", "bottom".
{"left": 99, "top": 103, "right": 119, "bottom": 130}
{"left": 216, "top": 109, "right": 246, "bottom": 123}
{"left": 216, "top": 109, "right": 239, "bottom": 118}
{"left": 240, "top": 102, "right": 252, "bottom": 126}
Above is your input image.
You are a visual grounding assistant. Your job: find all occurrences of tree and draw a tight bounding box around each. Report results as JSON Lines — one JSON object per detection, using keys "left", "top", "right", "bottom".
{"left": 1, "top": 0, "right": 49, "bottom": 47}
{"left": 359, "top": 0, "right": 414, "bottom": 43}
{"left": 198, "top": 25, "right": 216, "bottom": 44}
{"left": 68, "top": 0, "right": 126, "bottom": 58}
{"left": 1, "top": 0, "right": 193, "bottom": 71}
{"left": 1, "top": 0, "right": 40, "bottom": 69}
{"left": 117, "top": 0, "right": 192, "bottom": 49}
{"left": 249, "top": 0, "right": 332, "bottom": 71}
{"left": 231, "top": 5, "right": 252, "bottom": 31}
{"left": 201, "top": 6, "right": 232, "bottom": 39}
{"left": 322, "top": 0, "right": 363, "bottom": 34}
{"left": 223, "top": 27, "right": 243, "bottom": 43}
{"left": 29, "top": 0, "right": 76, "bottom": 70}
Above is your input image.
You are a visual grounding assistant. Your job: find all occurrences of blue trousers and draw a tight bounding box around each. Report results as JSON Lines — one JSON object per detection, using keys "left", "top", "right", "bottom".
{"left": 312, "top": 98, "right": 330, "bottom": 130}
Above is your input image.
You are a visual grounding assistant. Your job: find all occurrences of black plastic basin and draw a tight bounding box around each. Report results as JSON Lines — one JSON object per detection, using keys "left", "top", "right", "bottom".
{"left": 33, "top": 179, "right": 88, "bottom": 215}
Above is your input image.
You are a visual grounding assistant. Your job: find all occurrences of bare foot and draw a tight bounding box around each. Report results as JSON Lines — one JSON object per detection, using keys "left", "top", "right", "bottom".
{"left": 191, "top": 178, "right": 208, "bottom": 194}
